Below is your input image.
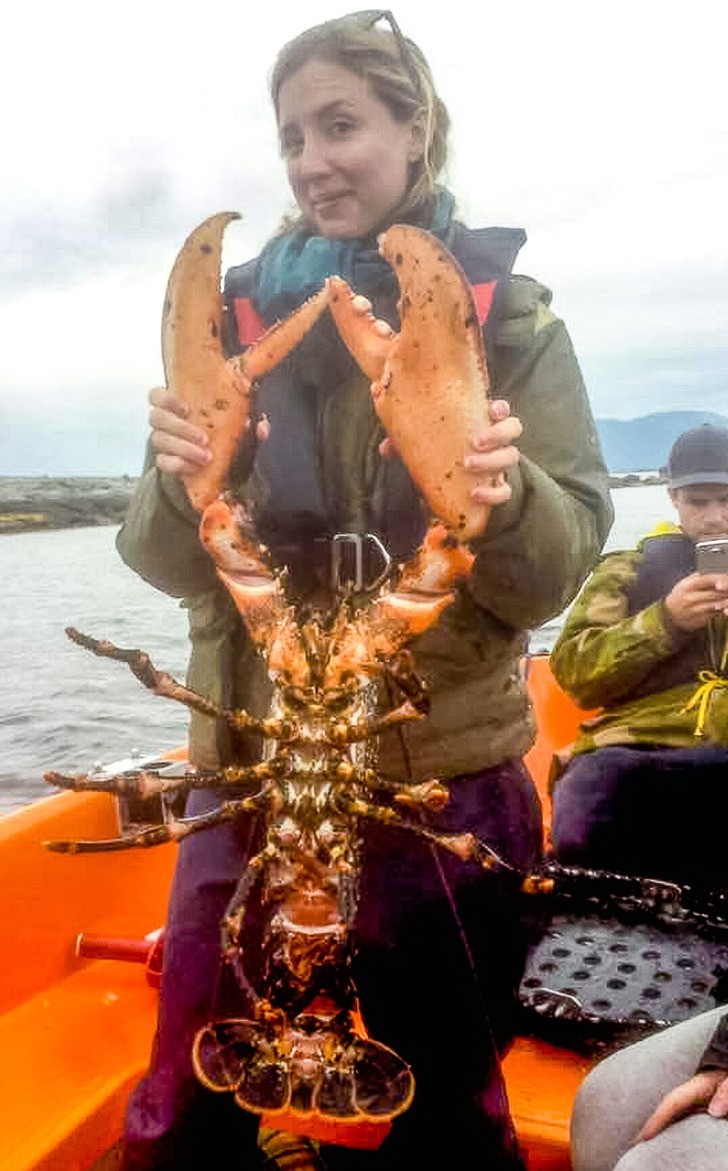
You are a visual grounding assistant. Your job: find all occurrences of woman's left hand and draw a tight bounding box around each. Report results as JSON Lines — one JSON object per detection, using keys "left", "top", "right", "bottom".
{"left": 379, "top": 398, "right": 521, "bottom": 506}
{"left": 464, "top": 398, "right": 522, "bottom": 506}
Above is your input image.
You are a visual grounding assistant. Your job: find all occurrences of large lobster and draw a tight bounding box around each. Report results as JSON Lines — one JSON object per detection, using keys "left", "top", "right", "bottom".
{"left": 44, "top": 213, "right": 523, "bottom": 1146}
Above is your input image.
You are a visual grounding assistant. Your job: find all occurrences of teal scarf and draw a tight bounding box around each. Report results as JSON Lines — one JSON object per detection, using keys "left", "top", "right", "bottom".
{"left": 253, "top": 189, "right": 456, "bottom": 322}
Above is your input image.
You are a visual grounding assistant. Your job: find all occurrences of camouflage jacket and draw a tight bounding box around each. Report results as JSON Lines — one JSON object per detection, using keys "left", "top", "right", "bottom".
{"left": 550, "top": 527, "right": 728, "bottom": 783}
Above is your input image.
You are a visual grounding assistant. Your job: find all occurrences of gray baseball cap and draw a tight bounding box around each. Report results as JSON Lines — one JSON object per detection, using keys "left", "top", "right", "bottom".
{"left": 665, "top": 425, "right": 728, "bottom": 489}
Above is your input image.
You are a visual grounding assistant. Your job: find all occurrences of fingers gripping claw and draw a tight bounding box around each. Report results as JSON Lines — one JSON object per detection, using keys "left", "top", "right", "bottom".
{"left": 161, "top": 213, "right": 328, "bottom": 514}
{"left": 329, "top": 225, "right": 494, "bottom": 539}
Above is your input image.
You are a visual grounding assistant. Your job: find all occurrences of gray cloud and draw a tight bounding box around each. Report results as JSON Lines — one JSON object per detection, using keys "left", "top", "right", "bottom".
{"left": 2, "top": 169, "right": 178, "bottom": 298}
{"left": 1, "top": 149, "right": 287, "bottom": 301}
{"left": 550, "top": 257, "right": 728, "bottom": 413}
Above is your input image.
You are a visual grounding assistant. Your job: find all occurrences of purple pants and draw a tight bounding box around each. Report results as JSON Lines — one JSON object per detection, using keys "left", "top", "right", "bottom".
{"left": 122, "top": 761, "right": 543, "bottom": 1170}
{"left": 551, "top": 743, "right": 728, "bottom": 887}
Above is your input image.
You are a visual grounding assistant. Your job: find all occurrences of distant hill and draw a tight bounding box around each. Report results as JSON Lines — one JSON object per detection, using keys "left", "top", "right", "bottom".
{"left": 1, "top": 404, "right": 727, "bottom": 478}
{"left": 595, "top": 411, "right": 728, "bottom": 474}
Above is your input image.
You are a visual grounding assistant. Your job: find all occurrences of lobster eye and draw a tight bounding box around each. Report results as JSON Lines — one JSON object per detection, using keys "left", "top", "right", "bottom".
{"left": 283, "top": 689, "right": 307, "bottom": 711}
{"left": 284, "top": 686, "right": 328, "bottom": 715}
{"left": 322, "top": 688, "right": 359, "bottom": 714}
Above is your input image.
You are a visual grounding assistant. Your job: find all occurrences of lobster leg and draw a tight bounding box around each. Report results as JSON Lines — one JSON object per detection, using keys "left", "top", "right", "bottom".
{"left": 219, "top": 851, "right": 274, "bottom": 1005}
{"left": 45, "top": 760, "right": 288, "bottom": 800}
{"left": 44, "top": 791, "right": 276, "bottom": 854}
{"left": 331, "top": 763, "right": 449, "bottom": 813}
{"left": 337, "top": 792, "right": 514, "bottom": 875}
{"left": 223, "top": 847, "right": 277, "bottom": 950}
{"left": 324, "top": 700, "right": 424, "bottom": 747}
{"left": 64, "top": 628, "right": 294, "bottom": 741}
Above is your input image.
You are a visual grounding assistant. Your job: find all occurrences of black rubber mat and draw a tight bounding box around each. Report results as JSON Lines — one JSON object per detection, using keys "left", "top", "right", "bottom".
{"left": 520, "top": 913, "right": 728, "bottom": 1028}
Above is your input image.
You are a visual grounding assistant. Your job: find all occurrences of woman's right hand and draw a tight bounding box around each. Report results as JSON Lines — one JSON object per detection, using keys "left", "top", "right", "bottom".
{"left": 148, "top": 386, "right": 212, "bottom": 478}
{"left": 664, "top": 572, "right": 728, "bottom": 630}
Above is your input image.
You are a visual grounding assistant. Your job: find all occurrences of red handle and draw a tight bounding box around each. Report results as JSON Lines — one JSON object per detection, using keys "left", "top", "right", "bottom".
{"left": 75, "top": 930, "right": 165, "bottom": 987}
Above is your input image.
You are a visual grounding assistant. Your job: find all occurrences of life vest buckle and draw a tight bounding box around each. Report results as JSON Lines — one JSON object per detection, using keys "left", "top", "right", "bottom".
{"left": 330, "top": 532, "right": 392, "bottom": 596}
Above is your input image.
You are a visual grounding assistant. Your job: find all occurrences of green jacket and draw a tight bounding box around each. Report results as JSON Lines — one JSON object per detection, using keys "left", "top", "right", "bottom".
{"left": 550, "top": 530, "right": 728, "bottom": 782}
{"left": 117, "top": 262, "right": 612, "bottom": 780}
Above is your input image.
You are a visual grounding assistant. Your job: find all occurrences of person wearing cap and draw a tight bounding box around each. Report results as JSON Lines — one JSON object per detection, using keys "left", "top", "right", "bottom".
{"left": 548, "top": 424, "right": 728, "bottom": 886}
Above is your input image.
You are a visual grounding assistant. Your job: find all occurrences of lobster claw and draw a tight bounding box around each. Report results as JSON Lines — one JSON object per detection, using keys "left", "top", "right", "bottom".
{"left": 367, "top": 522, "right": 474, "bottom": 655}
{"left": 199, "top": 498, "right": 312, "bottom": 690}
{"left": 198, "top": 498, "right": 285, "bottom": 627}
{"left": 327, "top": 224, "right": 494, "bottom": 541}
{"left": 161, "top": 212, "right": 328, "bottom": 513}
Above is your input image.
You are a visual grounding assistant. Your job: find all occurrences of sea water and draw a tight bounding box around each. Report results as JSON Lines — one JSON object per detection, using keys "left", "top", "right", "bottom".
{"left": 0, "top": 483, "right": 672, "bottom": 811}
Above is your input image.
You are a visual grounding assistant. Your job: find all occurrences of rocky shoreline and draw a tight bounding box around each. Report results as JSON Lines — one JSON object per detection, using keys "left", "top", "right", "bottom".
{"left": 0, "top": 477, "right": 139, "bottom": 534}
{"left": 0, "top": 472, "right": 665, "bottom": 535}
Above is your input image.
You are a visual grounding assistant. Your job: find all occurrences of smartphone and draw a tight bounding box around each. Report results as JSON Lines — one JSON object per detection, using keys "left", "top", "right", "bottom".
{"left": 695, "top": 537, "right": 728, "bottom": 575}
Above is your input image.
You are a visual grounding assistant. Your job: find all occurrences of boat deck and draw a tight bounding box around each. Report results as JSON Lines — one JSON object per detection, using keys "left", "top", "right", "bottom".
{"left": 0, "top": 789, "right": 175, "bottom": 1171}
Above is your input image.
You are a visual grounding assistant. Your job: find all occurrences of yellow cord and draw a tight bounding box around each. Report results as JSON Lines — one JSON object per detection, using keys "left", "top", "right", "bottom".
{"left": 683, "top": 670, "right": 728, "bottom": 737}
{"left": 683, "top": 620, "right": 728, "bottom": 737}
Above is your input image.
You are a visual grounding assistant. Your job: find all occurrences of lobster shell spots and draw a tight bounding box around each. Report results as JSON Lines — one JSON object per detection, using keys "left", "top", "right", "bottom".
{"left": 328, "top": 226, "right": 493, "bottom": 540}
{"left": 377, "top": 225, "right": 492, "bottom": 540}
{"left": 161, "top": 212, "right": 328, "bottom": 513}
{"left": 161, "top": 212, "right": 248, "bottom": 513}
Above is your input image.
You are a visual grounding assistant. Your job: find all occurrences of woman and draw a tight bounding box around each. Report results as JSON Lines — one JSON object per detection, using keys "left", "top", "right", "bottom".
{"left": 117, "top": 11, "right": 613, "bottom": 1170}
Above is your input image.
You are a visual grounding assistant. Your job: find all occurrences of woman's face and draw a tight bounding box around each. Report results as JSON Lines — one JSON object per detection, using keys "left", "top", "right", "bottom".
{"left": 277, "top": 58, "right": 423, "bottom": 239}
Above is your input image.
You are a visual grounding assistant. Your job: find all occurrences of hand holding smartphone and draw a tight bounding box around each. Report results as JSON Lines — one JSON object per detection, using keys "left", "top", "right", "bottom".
{"left": 695, "top": 538, "right": 728, "bottom": 576}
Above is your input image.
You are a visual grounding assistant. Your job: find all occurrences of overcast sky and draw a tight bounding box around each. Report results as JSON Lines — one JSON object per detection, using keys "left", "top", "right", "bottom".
{"left": 2, "top": 0, "right": 726, "bottom": 474}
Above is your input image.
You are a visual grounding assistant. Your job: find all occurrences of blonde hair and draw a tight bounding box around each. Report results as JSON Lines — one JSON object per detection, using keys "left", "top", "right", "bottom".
{"left": 270, "top": 12, "right": 450, "bottom": 224}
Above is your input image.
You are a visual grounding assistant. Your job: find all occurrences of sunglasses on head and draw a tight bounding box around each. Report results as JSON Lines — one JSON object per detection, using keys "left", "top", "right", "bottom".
{"left": 321, "top": 9, "right": 421, "bottom": 89}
